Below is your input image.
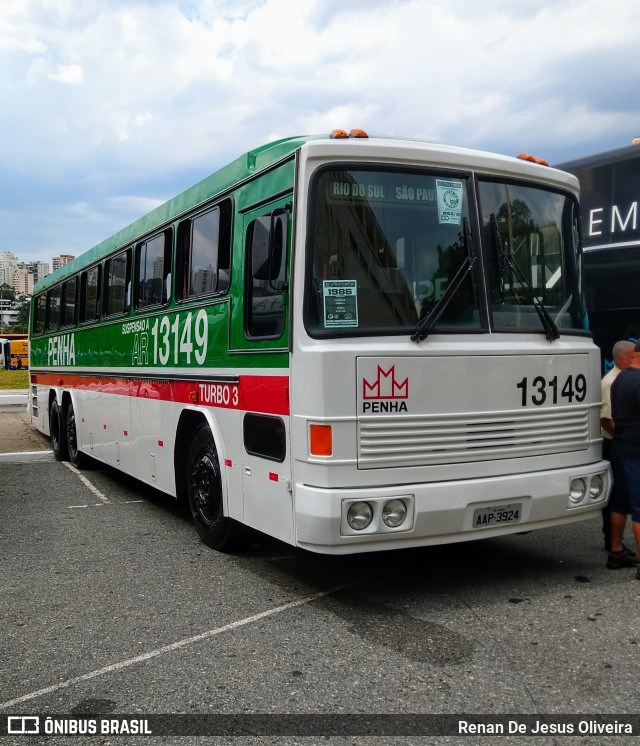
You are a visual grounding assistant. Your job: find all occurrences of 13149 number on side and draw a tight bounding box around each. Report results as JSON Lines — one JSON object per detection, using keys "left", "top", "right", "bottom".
{"left": 516, "top": 374, "right": 587, "bottom": 407}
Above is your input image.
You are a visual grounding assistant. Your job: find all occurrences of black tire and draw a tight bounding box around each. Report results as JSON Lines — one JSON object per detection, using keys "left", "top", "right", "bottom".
{"left": 66, "top": 401, "right": 87, "bottom": 468}
{"left": 50, "top": 399, "right": 68, "bottom": 461}
{"left": 186, "top": 423, "right": 240, "bottom": 551}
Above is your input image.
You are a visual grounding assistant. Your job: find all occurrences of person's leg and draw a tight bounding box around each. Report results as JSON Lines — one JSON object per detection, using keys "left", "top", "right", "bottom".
{"left": 608, "top": 453, "right": 640, "bottom": 569}
{"left": 633, "top": 521, "right": 640, "bottom": 558}
{"left": 609, "top": 511, "right": 627, "bottom": 554}
{"left": 602, "top": 439, "right": 613, "bottom": 550}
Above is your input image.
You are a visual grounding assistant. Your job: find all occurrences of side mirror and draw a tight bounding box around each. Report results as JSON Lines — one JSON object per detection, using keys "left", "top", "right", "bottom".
{"left": 250, "top": 209, "right": 288, "bottom": 289}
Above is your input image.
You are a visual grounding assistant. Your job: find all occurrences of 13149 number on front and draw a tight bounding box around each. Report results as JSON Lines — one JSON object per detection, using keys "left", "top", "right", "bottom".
{"left": 516, "top": 374, "right": 586, "bottom": 407}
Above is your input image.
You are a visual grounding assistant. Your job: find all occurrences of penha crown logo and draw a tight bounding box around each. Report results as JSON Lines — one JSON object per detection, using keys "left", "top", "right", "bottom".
{"left": 363, "top": 365, "right": 408, "bottom": 400}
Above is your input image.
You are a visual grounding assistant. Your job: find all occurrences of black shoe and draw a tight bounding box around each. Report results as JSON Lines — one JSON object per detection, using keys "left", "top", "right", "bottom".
{"left": 607, "top": 545, "right": 637, "bottom": 569}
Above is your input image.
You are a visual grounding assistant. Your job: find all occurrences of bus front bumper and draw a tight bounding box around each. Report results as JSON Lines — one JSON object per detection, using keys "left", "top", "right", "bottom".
{"left": 293, "top": 461, "right": 611, "bottom": 555}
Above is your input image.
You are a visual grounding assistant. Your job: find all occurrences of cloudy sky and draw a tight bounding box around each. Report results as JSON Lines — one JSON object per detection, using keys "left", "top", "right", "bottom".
{"left": 1, "top": 0, "right": 639, "bottom": 267}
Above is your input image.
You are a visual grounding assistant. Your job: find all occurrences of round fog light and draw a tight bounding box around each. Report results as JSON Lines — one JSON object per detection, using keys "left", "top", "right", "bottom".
{"left": 347, "top": 501, "right": 373, "bottom": 530}
{"left": 382, "top": 499, "right": 407, "bottom": 528}
{"left": 570, "top": 478, "right": 587, "bottom": 504}
{"left": 589, "top": 474, "right": 604, "bottom": 499}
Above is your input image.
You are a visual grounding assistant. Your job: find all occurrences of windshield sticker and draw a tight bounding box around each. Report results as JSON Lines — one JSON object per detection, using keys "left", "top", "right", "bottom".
{"left": 436, "top": 179, "right": 463, "bottom": 225}
{"left": 323, "top": 280, "right": 358, "bottom": 327}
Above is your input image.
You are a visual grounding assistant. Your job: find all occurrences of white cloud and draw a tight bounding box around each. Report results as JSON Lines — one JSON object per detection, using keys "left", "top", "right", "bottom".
{"left": 1, "top": 0, "right": 639, "bottom": 263}
{"left": 49, "top": 63, "right": 83, "bottom": 84}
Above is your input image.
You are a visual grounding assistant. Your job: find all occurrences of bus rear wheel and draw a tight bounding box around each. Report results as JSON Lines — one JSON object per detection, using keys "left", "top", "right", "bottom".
{"left": 50, "top": 399, "right": 68, "bottom": 461}
{"left": 187, "top": 423, "right": 240, "bottom": 551}
{"left": 66, "top": 401, "right": 87, "bottom": 468}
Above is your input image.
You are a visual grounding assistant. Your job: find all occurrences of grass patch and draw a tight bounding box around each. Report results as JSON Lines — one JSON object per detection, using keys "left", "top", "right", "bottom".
{"left": 0, "top": 369, "right": 29, "bottom": 389}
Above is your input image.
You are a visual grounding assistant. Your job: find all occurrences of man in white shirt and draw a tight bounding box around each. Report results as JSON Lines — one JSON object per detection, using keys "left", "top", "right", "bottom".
{"left": 601, "top": 340, "right": 634, "bottom": 553}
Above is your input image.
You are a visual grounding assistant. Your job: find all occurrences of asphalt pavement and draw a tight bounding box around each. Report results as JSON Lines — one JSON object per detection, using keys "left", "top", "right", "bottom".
{"left": 1, "top": 410, "right": 639, "bottom": 745}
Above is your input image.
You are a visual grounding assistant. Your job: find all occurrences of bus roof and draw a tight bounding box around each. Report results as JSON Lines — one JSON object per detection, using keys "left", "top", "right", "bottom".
{"left": 34, "top": 133, "right": 576, "bottom": 293}
{"left": 555, "top": 143, "right": 640, "bottom": 172}
{"left": 34, "top": 134, "right": 312, "bottom": 293}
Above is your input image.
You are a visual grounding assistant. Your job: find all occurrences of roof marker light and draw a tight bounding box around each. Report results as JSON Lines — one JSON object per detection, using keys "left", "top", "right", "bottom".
{"left": 330, "top": 129, "right": 349, "bottom": 139}
{"left": 349, "top": 129, "right": 369, "bottom": 138}
{"left": 517, "top": 152, "right": 549, "bottom": 167}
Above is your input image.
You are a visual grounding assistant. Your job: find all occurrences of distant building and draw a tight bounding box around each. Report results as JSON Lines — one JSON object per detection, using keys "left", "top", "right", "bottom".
{"left": 12, "top": 265, "right": 35, "bottom": 296}
{"left": 52, "top": 254, "right": 75, "bottom": 272}
{"left": 12, "top": 268, "right": 35, "bottom": 297}
{"left": 26, "top": 261, "right": 51, "bottom": 283}
{"left": 0, "top": 251, "right": 19, "bottom": 287}
{"left": 0, "top": 297, "right": 18, "bottom": 328}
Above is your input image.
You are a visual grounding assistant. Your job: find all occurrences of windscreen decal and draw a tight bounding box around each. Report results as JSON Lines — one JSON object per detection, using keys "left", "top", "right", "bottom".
{"left": 322, "top": 280, "right": 358, "bottom": 327}
{"left": 436, "top": 179, "right": 463, "bottom": 225}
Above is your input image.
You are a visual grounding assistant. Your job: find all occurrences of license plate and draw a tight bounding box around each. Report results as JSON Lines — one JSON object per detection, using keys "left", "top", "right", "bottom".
{"left": 473, "top": 503, "right": 522, "bottom": 528}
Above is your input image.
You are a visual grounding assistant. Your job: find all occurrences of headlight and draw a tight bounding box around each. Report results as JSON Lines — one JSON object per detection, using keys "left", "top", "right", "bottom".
{"left": 347, "top": 502, "right": 374, "bottom": 530}
{"left": 590, "top": 474, "right": 604, "bottom": 499}
{"left": 570, "top": 478, "right": 587, "bottom": 504}
{"left": 382, "top": 499, "right": 407, "bottom": 528}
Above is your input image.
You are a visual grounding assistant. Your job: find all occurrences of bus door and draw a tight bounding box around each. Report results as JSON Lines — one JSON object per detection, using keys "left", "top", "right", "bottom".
{"left": 232, "top": 199, "right": 293, "bottom": 544}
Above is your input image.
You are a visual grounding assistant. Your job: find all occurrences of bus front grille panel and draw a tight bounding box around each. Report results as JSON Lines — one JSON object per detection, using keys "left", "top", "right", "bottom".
{"left": 357, "top": 407, "right": 590, "bottom": 468}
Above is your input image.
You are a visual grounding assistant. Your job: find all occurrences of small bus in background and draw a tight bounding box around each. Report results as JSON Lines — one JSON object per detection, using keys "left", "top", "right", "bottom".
{"left": 1, "top": 334, "right": 29, "bottom": 370}
{"left": 556, "top": 141, "right": 640, "bottom": 372}
{"left": 28, "top": 131, "right": 609, "bottom": 554}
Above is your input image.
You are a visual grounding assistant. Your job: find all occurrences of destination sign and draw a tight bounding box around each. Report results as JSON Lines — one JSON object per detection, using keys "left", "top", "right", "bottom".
{"left": 328, "top": 175, "right": 465, "bottom": 224}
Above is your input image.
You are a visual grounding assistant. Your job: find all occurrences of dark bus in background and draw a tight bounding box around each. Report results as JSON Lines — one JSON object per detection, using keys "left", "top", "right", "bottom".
{"left": 556, "top": 142, "right": 640, "bottom": 373}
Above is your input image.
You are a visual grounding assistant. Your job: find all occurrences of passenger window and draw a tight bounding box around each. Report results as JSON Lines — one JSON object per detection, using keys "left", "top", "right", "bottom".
{"left": 136, "top": 231, "right": 172, "bottom": 309}
{"left": 46, "top": 285, "right": 62, "bottom": 331}
{"left": 61, "top": 277, "right": 78, "bottom": 327}
{"left": 80, "top": 265, "right": 102, "bottom": 323}
{"left": 177, "top": 200, "right": 232, "bottom": 300}
{"left": 33, "top": 294, "right": 47, "bottom": 334}
{"left": 105, "top": 249, "right": 131, "bottom": 317}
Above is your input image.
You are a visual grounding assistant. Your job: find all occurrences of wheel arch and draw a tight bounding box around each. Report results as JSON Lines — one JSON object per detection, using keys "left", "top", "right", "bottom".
{"left": 174, "top": 408, "right": 229, "bottom": 509}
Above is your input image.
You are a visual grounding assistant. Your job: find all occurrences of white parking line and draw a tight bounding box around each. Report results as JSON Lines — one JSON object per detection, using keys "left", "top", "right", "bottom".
{"left": 0, "top": 582, "right": 356, "bottom": 710}
{"left": 62, "top": 462, "right": 110, "bottom": 504}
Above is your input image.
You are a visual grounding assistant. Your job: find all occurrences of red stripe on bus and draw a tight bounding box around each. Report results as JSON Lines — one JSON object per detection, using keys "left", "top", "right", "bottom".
{"left": 30, "top": 372, "right": 290, "bottom": 416}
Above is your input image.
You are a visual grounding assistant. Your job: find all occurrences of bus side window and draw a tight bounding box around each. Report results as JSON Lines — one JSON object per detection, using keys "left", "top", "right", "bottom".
{"left": 105, "top": 249, "right": 132, "bottom": 317}
{"left": 176, "top": 199, "right": 232, "bottom": 301}
{"left": 46, "top": 285, "right": 62, "bottom": 331}
{"left": 243, "top": 413, "right": 286, "bottom": 462}
{"left": 33, "top": 294, "right": 47, "bottom": 334}
{"left": 80, "top": 264, "right": 102, "bottom": 323}
{"left": 135, "top": 230, "right": 172, "bottom": 309}
{"left": 245, "top": 210, "right": 288, "bottom": 339}
{"left": 61, "top": 276, "right": 78, "bottom": 327}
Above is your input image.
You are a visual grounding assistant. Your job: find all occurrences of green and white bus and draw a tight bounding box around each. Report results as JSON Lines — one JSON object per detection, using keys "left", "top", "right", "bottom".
{"left": 28, "top": 130, "right": 610, "bottom": 554}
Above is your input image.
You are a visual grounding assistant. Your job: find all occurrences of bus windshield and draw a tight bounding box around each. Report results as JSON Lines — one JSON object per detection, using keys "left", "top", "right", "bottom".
{"left": 306, "top": 167, "right": 584, "bottom": 337}
{"left": 306, "top": 168, "right": 480, "bottom": 335}
{"left": 479, "top": 180, "right": 584, "bottom": 334}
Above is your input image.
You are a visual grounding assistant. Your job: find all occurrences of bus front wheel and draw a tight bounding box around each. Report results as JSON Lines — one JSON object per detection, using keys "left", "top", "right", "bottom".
{"left": 187, "top": 423, "right": 240, "bottom": 551}
{"left": 50, "top": 399, "right": 68, "bottom": 461}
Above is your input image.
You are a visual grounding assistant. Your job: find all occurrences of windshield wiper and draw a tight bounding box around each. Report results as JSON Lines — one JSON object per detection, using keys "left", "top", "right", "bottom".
{"left": 411, "top": 219, "right": 476, "bottom": 343}
{"left": 490, "top": 214, "right": 559, "bottom": 342}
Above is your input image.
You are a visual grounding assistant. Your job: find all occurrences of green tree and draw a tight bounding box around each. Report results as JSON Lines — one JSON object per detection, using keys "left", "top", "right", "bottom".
{"left": 15, "top": 301, "right": 30, "bottom": 331}
{"left": 0, "top": 283, "right": 16, "bottom": 302}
